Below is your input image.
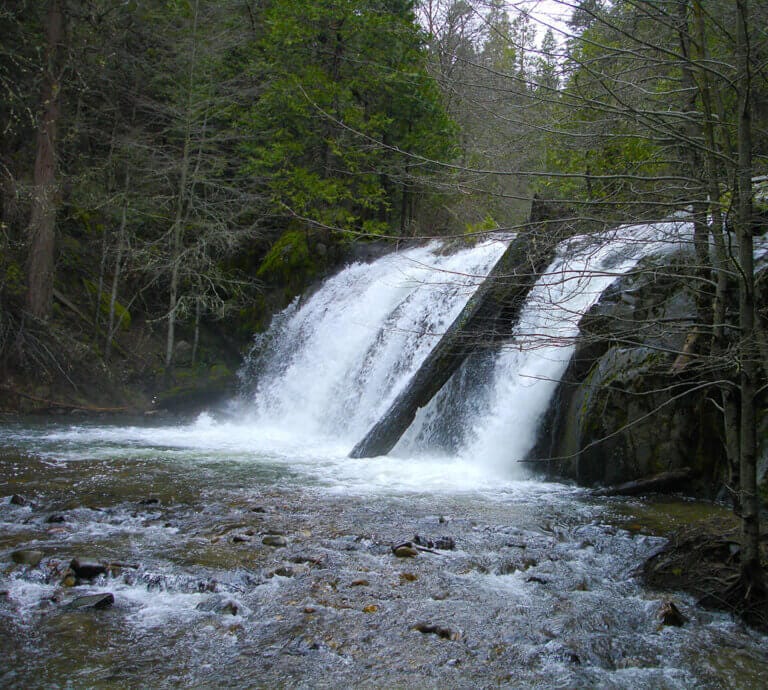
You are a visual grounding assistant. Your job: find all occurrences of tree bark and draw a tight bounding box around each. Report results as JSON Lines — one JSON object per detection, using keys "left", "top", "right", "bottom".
{"left": 165, "top": 0, "right": 200, "bottom": 371}
{"left": 26, "top": 0, "right": 64, "bottom": 320}
{"left": 734, "top": 0, "right": 762, "bottom": 592}
{"left": 105, "top": 168, "right": 130, "bottom": 362}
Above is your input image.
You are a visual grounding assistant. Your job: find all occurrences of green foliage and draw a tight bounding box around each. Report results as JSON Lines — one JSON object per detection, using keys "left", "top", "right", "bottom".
{"left": 0, "top": 260, "right": 25, "bottom": 300}
{"left": 239, "top": 0, "right": 456, "bottom": 237}
{"left": 257, "top": 230, "right": 316, "bottom": 284}
{"left": 464, "top": 214, "right": 498, "bottom": 241}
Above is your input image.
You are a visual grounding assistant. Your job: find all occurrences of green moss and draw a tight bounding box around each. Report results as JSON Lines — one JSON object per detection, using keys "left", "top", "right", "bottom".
{"left": 257, "top": 230, "right": 315, "bottom": 283}
{"left": 1, "top": 261, "right": 25, "bottom": 297}
{"left": 210, "top": 363, "right": 231, "bottom": 379}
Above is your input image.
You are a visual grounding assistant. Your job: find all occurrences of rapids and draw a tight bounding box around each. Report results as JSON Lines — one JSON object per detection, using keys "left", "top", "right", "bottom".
{"left": 2, "top": 230, "right": 767, "bottom": 687}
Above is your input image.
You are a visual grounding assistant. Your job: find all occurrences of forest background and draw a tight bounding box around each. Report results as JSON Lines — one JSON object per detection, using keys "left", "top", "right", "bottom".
{"left": 1, "top": 0, "right": 765, "bottom": 404}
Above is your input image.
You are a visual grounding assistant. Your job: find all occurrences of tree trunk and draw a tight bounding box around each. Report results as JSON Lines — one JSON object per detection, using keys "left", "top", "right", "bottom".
{"left": 734, "top": 0, "right": 762, "bottom": 593}
{"left": 26, "top": 0, "right": 64, "bottom": 320}
{"left": 350, "top": 231, "right": 556, "bottom": 458}
{"left": 105, "top": 169, "right": 130, "bottom": 362}
{"left": 165, "top": 0, "right": 200, "bottom": 372}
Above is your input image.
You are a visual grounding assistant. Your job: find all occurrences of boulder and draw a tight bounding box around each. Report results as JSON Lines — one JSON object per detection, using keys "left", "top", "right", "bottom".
{"left": 533, "top": 251, "right": 726, "bottom": 493}
{"left": 11, "top": 550, "right": 44, "bottom": 567}
{"left": 70, "top": 558, "right": 108, "bottom": 580}
{"left": 64, "top": 593, "right": 115, "bottom": 611}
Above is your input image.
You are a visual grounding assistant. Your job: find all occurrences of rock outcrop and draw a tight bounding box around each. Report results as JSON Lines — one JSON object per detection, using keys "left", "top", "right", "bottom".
{"left": 532, "top": 250, "right": 727, "bottom": 494}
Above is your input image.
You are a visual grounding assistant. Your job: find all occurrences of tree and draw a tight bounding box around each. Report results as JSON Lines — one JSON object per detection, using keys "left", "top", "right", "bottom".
{"left": 26, "top": 0, "right": 65, "bottom": 320}
{"left": 542, "top": 0, "right": 767, "bottom": 601}
{"left": 241, "top": 0, "right": 456, "bottom": 240}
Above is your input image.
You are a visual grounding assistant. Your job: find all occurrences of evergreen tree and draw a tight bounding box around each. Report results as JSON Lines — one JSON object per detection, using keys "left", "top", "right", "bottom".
{"left": 241, "top": 0, "right": 456, "bottom": 240}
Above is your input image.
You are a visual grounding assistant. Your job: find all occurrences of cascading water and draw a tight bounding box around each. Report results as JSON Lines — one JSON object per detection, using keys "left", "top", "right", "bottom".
{"left": 235, "top": 221, "right": 692, "bottom": 480}
{"left": 237, "top": 239, "right": 508, "bottom": 451}
{"left": 396, "top": 221, "right": 692, "bottom": 471}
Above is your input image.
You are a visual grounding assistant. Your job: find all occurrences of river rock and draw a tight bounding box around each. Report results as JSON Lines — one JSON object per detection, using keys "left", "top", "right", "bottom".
{"left": 46, "top": 513, "right": 67, "bottom": 524}
{"left": 11, "top": 549, "right": 44, "bottom": 567}
{"left": 262, "top": 535, "right": 287, "bottom": 547}
{"left": 64, "top": 593, "right": 115, "bottom": 610}
{"left": 533, "top": 250, "right": 729, "bottom": 494}
{"left": 393, "top": 544, "right": 419, "bottom": 558}
{"left": 413, "top": 535, "right": 455, "bottom": 550}
{"left": 659, "top": 601, "right": 686, "bottom": 627}
{"left": 414, "top": 623, "right": 460, "bottom": 640}
{"left": 196, "top": 595, "right": 239, "bottom": 616}
{"left": 10, "top": 494, "right": 32, "bottom": 507}
{"left": 70, "top": 558, "right": 108, "bottom": 580}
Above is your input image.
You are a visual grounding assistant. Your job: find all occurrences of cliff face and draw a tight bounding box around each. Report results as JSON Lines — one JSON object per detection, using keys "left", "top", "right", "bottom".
{"left": 534, "top": 250, "right": 767, "bottom": 498}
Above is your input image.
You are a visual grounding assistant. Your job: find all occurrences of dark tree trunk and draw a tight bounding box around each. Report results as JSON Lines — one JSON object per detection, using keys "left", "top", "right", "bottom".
{"left": 26, "top": 0, "right": 64, "bottom": 320}
{"left": 734, "top": 0, "right": 763, "bottom": 594}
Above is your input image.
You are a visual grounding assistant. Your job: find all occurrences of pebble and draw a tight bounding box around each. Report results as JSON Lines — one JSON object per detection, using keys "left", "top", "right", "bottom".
{"left": 414, "top": 623, "right": 460, "bottom": 640}
{"left": 392, "top": 544, "right": 418, "bottom": 558}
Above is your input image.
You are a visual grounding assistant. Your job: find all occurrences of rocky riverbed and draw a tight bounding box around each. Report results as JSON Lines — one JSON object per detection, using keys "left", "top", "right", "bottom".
{"left": 2, "top": 441, "right": 767, "bottom": 689}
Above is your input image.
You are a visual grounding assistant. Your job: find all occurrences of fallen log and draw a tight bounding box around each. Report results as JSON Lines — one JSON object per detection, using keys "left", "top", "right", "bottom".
{"left": 590, "top": 467, "right": 694, "bottom": 497}
{"left": 349, "top": 231, "right": 556, "bottom": 458}
{"left": 0, "top": 385, "right": 131, "bottom": 413}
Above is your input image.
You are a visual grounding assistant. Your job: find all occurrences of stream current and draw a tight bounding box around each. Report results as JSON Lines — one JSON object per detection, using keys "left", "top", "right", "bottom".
{"left": 2, "top": 232, "right": 767, "bottom": 688}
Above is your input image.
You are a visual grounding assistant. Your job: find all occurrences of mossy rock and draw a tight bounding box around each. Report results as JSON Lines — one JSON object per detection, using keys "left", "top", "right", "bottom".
{"left": 257, "top": 230, "right": 315, "bottom": 284}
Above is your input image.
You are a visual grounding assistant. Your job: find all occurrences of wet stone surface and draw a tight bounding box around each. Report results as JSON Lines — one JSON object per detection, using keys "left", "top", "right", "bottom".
{"left": 1, "top": 451, "right": 768, "bottom": 688}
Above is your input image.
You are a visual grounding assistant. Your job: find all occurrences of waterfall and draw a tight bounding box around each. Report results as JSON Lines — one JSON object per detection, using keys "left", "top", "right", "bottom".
{"left": 239, "top": 239, "right": 508, "bottom": 448}
{"left": 240, "top": 222, "right": 691, "bottom": 471}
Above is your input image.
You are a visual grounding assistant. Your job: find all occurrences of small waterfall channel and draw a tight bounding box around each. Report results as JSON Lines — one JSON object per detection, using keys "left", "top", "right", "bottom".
{"left": 2, "top": 223, "right": 767, "bottom": 688}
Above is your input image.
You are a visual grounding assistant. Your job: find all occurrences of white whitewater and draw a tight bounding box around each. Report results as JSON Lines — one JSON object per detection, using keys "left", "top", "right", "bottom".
{"left": 461, "top": 221, "right": 689, "bottom": 469}
{"left": 239, "top": 239, "right": 508, "bottom": 448}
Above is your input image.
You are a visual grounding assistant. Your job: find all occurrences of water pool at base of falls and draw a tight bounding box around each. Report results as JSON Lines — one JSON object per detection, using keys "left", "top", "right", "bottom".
{"left": 2, "top": 418, "right": 766, "bottom": 689}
